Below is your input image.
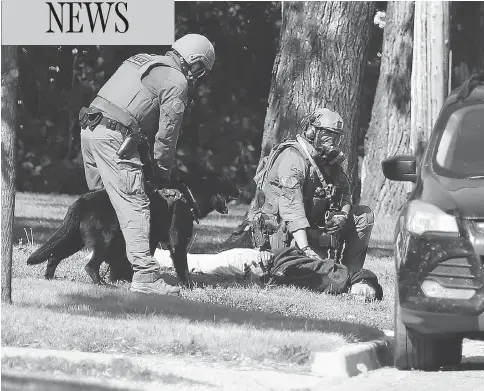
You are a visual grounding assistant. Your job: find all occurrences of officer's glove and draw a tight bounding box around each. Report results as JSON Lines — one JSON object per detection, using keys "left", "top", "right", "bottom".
{"left": 325, "top": 211, "right": 348, "bottom": 235}
{"left": 257, "top": 250, "right": 275, "bottom": 272}
{"left": 301, "top": 246, "right": 324, "bottom": 261}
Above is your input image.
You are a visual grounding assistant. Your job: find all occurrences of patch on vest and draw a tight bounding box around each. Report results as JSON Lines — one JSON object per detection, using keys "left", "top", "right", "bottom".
{"left": 173, "top": 98, "right": 185, "bottom": 114}
{"left": 280, "top": 176, "right": 299, "bottom": 189}
{"left": 125, "top": 54, "right": 151, "bottom": 68}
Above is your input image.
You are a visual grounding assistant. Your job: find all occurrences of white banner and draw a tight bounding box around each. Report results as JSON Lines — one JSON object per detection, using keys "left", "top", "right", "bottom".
{"left": 1, "top": 0, "right": 175, "bottom": 45}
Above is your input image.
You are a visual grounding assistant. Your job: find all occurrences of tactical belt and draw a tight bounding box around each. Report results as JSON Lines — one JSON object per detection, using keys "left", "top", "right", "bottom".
{"left": 99, "top": 117, "right": 131, "bottom": 137}
{"left": 80, "top": 106, "right": 132, "bottom": 138}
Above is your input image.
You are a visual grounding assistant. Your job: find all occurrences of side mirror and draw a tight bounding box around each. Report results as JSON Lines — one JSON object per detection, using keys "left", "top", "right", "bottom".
{"left": 381, "top": 155, "right": 417, "bottom": 183}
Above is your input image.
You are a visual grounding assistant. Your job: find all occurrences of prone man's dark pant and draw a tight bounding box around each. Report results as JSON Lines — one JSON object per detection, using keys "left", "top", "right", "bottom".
{"left": 80, "top": 125, "right": 161, "bottom": 283}
{"left": 307, "top": 205, "right": 374, "bottom": 277}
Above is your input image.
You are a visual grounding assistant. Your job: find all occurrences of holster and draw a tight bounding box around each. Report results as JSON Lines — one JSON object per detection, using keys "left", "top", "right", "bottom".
{"left": 79, "top": 107, "right": 103, "bottom": 131}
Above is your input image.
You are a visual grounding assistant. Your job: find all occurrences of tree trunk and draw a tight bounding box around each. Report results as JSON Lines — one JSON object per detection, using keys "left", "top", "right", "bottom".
{"left": 411, "top": 1, "right": 450, "bottom": 153}
{"left": 261, "top": 1, "right": 375, "bottom": 196}
{"left": 360, "top": 2, "right": 414, "bottom": 216}
{"left": 1, "top": 45, "right": 19, "bottom": 304}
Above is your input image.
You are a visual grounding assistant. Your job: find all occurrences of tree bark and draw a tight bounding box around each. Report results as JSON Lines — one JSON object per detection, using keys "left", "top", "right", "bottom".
{"left": 261, "top": 1, "right": 375, "bottom": 197}
{"left": 1, "top": 45, "right": 19, "bottom": 304}
{"left": 360, "top": 2, "right": 414, "bottom": 216}
{"left": 411, "top": 1, "right": 450, "bottom": 153}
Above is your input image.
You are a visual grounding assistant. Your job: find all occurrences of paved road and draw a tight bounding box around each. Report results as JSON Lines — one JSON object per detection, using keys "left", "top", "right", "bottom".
{"left": 326, "top": 340, "right": 484, "bottom": 391}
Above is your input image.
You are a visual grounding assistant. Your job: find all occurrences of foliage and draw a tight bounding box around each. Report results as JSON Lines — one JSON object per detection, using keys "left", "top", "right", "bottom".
{"left": 174, "top": 2, "right": 282, "bottom": 200}
{"left": 13, "top": 1, "right": 483, "bottom": 204}
{"left": 15, "top": 2, "right": 282, "bottom": 199}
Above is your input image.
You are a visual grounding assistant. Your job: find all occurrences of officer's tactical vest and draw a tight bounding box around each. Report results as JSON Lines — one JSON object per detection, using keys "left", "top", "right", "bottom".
{"left": 95, "top": 54, "right": 182, "bottom": 128}
{"left": 250, "top": 139, "right": 331, "bottom": 228}
{"left": 253, "top": 140, "right": 308, "bottom": 191}
{"left": 248, "top": 140, "right": 310, "bottom": 240}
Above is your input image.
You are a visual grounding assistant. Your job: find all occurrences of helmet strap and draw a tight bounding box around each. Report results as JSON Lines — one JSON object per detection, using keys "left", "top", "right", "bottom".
{"left": 303, "top": 126, "right": 322, "bottom": 143}
{"left": 171, "top": 49, "right": 195, "bottom": 82}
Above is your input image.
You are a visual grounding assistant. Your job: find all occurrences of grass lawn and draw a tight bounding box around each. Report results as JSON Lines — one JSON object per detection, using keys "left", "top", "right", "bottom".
{"left": 3, "top": 192, "right": 397, "bottom": 374}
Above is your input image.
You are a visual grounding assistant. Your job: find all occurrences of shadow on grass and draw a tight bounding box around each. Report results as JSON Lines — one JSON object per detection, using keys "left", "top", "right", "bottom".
{"left": 434, "top": 351, "right": 484, "bottom": 371}
{"left": 445, "top": 362, "right": 484, "bottom": 371}
{"left": 2, "top": 369, "right": 214, "bottom": 390}
{"left": 16, "top": 285, "right": 385, "bottom": 341}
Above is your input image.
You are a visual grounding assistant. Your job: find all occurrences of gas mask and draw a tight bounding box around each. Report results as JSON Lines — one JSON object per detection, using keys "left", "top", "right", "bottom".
{"left": 314, "top": 129, "right": 346, "bottom": 166}
{"left": 188, "top": 60, "right": 207, "bottom": 80}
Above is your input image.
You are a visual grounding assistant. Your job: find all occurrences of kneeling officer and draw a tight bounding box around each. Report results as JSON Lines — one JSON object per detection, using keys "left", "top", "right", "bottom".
{"left": 249, "top": 108, "right": 380, "bottom": 300}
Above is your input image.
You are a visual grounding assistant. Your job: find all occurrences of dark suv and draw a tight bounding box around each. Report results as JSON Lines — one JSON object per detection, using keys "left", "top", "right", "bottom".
{"left": 382, "top": 73, "right": 484, "bottom": 370}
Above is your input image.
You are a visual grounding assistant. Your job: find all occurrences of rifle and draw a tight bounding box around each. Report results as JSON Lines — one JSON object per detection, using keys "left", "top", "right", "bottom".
{"left": 321, "top": 184, "right": 345, "bottom": 263}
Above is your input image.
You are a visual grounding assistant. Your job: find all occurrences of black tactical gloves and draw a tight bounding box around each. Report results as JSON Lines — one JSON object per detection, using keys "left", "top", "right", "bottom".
{"left": 301, "top": 246, "right": 324, "bottom": 261}
{"left": 325, "top": 210, "right": 348, "bottom": 235}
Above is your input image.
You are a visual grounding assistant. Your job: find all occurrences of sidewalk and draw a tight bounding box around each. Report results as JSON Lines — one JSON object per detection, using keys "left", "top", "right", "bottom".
{"left": 2, "top": 347, "right": 332, "bottom": 391}
{"left": 1, "top": 338, "right": 394, "bottom": 390}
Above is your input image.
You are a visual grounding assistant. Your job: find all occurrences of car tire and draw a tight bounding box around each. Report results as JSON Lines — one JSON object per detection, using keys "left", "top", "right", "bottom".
{"left": 435, "top": 337, "right": 463, "bottom": 367}
{"left": 394, "top": 284, "right": 441, "bottom": 370}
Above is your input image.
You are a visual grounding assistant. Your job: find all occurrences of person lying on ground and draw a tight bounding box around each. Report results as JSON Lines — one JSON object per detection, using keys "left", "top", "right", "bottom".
{"left": 154, "top": 246, "right": 383, "bottom": 301}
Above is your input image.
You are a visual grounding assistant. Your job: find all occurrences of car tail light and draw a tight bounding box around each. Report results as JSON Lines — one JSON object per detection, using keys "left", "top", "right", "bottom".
{"left": 406, "top": 200, "right": 459, "bottom": 236}
{"left": 421, "top": 279, "right": 476, "bottom": 299}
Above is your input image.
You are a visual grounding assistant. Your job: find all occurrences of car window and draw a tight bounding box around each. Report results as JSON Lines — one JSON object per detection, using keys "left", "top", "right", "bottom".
{"left": 434, "top": 103, "right": 484, "bottom": 178}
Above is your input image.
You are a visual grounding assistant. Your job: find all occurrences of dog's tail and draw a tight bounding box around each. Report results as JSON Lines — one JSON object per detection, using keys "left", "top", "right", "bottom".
{"left": 26, "top": 199, "right": 85, "bottom": 265}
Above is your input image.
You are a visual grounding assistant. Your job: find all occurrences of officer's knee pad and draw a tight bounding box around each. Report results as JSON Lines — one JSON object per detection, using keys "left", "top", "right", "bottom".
{"left": 351, "top": 204, "right": 374, "bottom": 225}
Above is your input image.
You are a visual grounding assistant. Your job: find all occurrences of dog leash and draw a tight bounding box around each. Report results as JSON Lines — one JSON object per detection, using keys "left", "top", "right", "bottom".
{"left": 181, "top": 183, "right": 201, "bottom": 224}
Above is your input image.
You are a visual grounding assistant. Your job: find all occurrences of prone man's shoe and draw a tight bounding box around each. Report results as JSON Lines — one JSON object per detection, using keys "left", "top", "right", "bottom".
{"left": 130, "top": 278, "right": 181, "bottom": 296}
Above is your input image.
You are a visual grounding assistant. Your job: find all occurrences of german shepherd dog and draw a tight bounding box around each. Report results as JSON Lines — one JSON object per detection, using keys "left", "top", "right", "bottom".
{"left": 26, "top": 163, "right": 241, "bottom": 287}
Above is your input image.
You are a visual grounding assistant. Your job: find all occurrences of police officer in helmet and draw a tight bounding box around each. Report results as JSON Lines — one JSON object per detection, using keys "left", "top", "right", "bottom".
{"left": 256, "top": 108, "right": 379, "bottom": 300}
{"left": 80, "top": 34, "right": 215, "bottom": 295}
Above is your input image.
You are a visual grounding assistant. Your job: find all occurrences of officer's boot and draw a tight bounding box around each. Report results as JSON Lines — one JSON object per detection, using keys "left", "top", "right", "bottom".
{"left": 130, "top": 275, "right": 181, "bottom": 296}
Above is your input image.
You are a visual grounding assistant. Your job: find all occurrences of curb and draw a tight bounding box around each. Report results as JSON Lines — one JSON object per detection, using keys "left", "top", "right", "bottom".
{"left": 1, "top": 338, "right": 394, "bottom": 388}
{"left": 311, "top": 336, "right": 394, "bottom": 379}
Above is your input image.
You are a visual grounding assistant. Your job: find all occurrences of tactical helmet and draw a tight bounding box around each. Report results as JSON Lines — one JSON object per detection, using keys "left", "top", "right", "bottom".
{"left": 172, "top": 34, "right": 215, "bottom": 78}
{"left": 302, "top": 108, "right": 344, "bottom": 134}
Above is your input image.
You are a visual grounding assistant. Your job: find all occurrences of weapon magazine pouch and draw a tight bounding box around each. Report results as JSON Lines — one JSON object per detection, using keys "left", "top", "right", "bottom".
{"left": 79, "top": 107, "right": 89, "bottom": 129}
{"left": 79, "top": 107, "right": 103, "bottom": 131}
{"left": 249, "top": 212, "right": 270, "bottom": 250}
{"left": 310, "top": 195, "right": 329, "bottom": 227}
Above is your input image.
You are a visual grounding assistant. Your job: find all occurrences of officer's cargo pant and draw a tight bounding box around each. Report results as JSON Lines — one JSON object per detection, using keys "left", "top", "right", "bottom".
{"left": 80, "top": 125, "right": 160, "bottom": 283}
{"left": 307, "top": 205, "right": 374, "bottom": 277}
